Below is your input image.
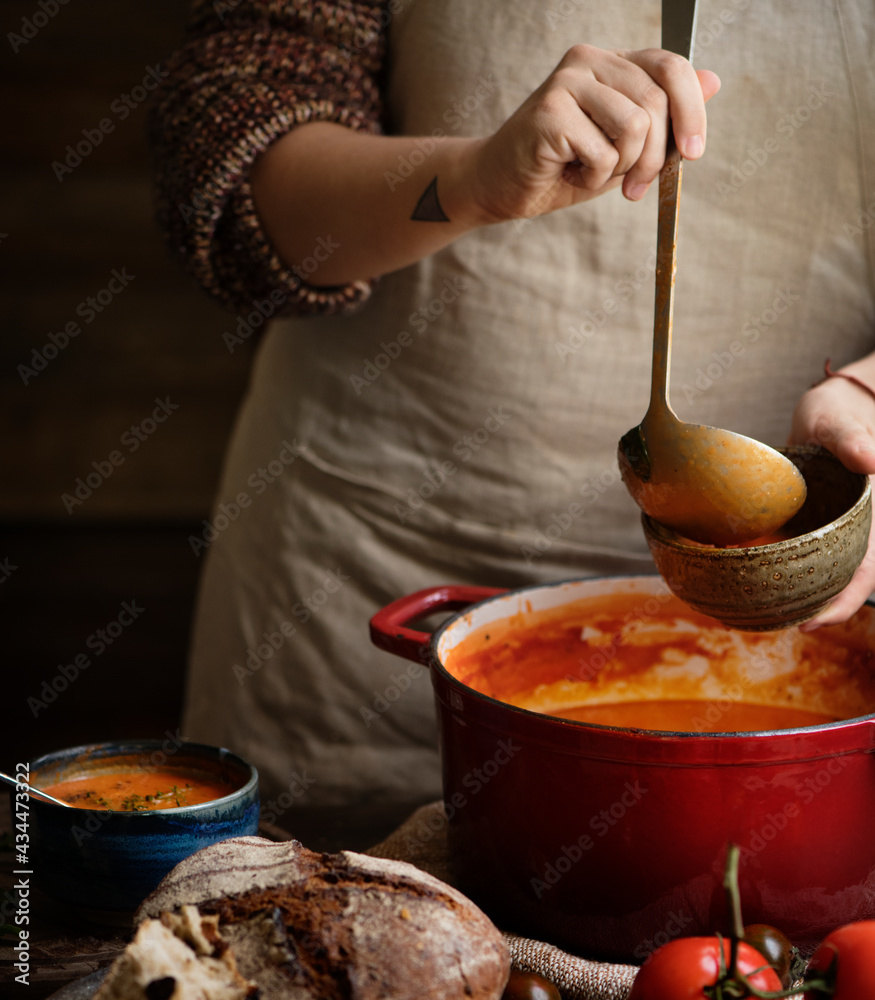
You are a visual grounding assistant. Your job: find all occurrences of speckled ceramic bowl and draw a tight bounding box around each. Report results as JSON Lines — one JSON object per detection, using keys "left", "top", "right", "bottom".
{"left": 26, "top": 740, "right": 259, "bottom": 918}
{"left": 643, "top": 446, "right": 871, "bottom": 630}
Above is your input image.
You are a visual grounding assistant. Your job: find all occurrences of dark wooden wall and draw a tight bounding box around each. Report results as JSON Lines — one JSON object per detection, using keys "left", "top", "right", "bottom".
{"left": 1, "top": 2, "right": 252, "bottom": 763}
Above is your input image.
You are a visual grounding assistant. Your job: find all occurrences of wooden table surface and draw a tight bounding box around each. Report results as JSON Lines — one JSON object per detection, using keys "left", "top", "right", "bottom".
{"left": 0, "top": 789, "right": 430, "bottom": 999}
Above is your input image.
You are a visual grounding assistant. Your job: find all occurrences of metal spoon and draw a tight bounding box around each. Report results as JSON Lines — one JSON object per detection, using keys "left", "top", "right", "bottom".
{"left": 617, "top": 0, "right": 806, "bottom": 547}
{"left": 0, "top": 769, "right": 73, "bottom": 807}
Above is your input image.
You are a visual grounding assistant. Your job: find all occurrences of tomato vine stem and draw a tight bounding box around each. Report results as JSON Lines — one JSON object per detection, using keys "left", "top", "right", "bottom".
{"left": 706, "top": 843, "right": 832, "bottom": 1000}
{"left": 725, "top": 844, "right": 744, "bottom": 980}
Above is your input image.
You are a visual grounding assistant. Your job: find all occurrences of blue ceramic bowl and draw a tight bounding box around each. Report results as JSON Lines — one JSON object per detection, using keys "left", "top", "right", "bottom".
{"left": 27, "top": 740, "right": 259, "bottom": 916}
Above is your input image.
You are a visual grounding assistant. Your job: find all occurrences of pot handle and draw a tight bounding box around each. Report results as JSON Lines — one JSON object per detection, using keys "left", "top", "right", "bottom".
{"left": 369, "top": 585, "right": 505, "bottom": 665}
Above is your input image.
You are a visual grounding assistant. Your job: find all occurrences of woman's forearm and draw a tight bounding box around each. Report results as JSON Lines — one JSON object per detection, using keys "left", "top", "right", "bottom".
{"left": 250, "top": 123, "right": 490, "bottom": 287}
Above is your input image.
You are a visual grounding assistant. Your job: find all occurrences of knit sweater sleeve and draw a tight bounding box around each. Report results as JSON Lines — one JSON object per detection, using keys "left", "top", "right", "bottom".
{"left": 147, "top": 0, "right": 389, "bottom": 317}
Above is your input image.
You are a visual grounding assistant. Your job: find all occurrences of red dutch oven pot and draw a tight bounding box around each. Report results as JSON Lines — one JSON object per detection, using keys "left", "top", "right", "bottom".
{"left": 370, "top": 575, "right": 875, "bottom": 962}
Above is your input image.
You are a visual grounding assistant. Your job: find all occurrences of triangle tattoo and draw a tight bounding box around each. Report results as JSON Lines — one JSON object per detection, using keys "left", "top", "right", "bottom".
{"left": 411, "top": 176, "right": 450, "bottom": 222}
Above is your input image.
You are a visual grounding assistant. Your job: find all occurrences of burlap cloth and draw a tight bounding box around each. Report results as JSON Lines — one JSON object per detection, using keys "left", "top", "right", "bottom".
{"left": 367, "top": 801, "right": 638, "bottom": 1000}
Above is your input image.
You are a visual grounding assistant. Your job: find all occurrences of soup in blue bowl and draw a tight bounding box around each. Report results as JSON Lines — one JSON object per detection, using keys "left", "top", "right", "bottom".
{"left": 25, "top": 740, "right": 259, "bottom": 918}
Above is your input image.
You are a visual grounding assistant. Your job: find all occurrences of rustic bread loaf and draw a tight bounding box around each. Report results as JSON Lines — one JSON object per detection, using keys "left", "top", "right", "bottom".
{"left": 133, "top": 836, "right": 510, "bottom": 1000}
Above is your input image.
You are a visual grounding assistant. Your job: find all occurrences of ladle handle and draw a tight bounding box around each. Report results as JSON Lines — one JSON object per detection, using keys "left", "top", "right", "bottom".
{"left": 648, "top": 0, "right": 699, "bottom": 417}
{"left": 649, "top": 137, "right": 683, "bottom": 416}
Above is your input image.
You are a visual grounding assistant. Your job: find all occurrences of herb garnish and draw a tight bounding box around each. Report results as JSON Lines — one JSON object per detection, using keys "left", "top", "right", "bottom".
{"left": 119, "top": 783, "right": 193, "bottom": 811}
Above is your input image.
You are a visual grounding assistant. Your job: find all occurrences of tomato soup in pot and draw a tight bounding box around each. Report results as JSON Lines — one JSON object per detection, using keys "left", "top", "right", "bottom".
{"left": 442, "top": 586, "right": 875, "bottom": 733}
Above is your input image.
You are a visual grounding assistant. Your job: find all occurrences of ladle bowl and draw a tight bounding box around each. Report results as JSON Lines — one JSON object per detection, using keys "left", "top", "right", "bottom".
{"left": 620, "top": 412, "right": 808, "bottom": 547}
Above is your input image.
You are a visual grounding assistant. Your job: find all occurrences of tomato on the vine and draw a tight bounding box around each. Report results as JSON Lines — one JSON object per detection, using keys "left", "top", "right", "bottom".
{"left": 742, "top": 923, "right": 793, "bottom": 986}
{"left": 628, "top": 937, "right": 782, "bottom": 999}
{"left": 805, "top": 920, "right": 875, "bottom": 999}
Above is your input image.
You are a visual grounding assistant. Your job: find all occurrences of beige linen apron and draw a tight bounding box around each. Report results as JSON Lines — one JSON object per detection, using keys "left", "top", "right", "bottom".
{"left": 184, "top": 0, "right": 875, "bottom": 805}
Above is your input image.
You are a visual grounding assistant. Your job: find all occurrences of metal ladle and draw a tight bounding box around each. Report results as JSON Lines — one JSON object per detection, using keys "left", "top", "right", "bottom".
{"left": 617, "top": 0, "right": 806, "bottom": 547}
{"left": 0, "top": 769, "right": 72, "bottom": 807}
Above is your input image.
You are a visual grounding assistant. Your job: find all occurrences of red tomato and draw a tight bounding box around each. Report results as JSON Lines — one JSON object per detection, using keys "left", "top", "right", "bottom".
{"left": 628, "top": 937, "right": 782, "bottom": 999}
{"left": 805, "top": 920, "right": 875, "bottom": 999}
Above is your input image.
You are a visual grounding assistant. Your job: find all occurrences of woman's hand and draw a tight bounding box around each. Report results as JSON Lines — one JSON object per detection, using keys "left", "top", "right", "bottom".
{"left": 467, "top": 45, "right": 721, "bottom": 224}
{"left": 251, "top": 45, "right": 719, "bottom": 286}
{"left": 790, "top": 358, "right": 875, "bottom": 630}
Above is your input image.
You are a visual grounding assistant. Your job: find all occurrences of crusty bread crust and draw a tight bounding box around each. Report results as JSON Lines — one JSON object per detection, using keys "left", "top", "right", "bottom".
{"left": 136, "top": 837, "right": 509, "bottom": 1000}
